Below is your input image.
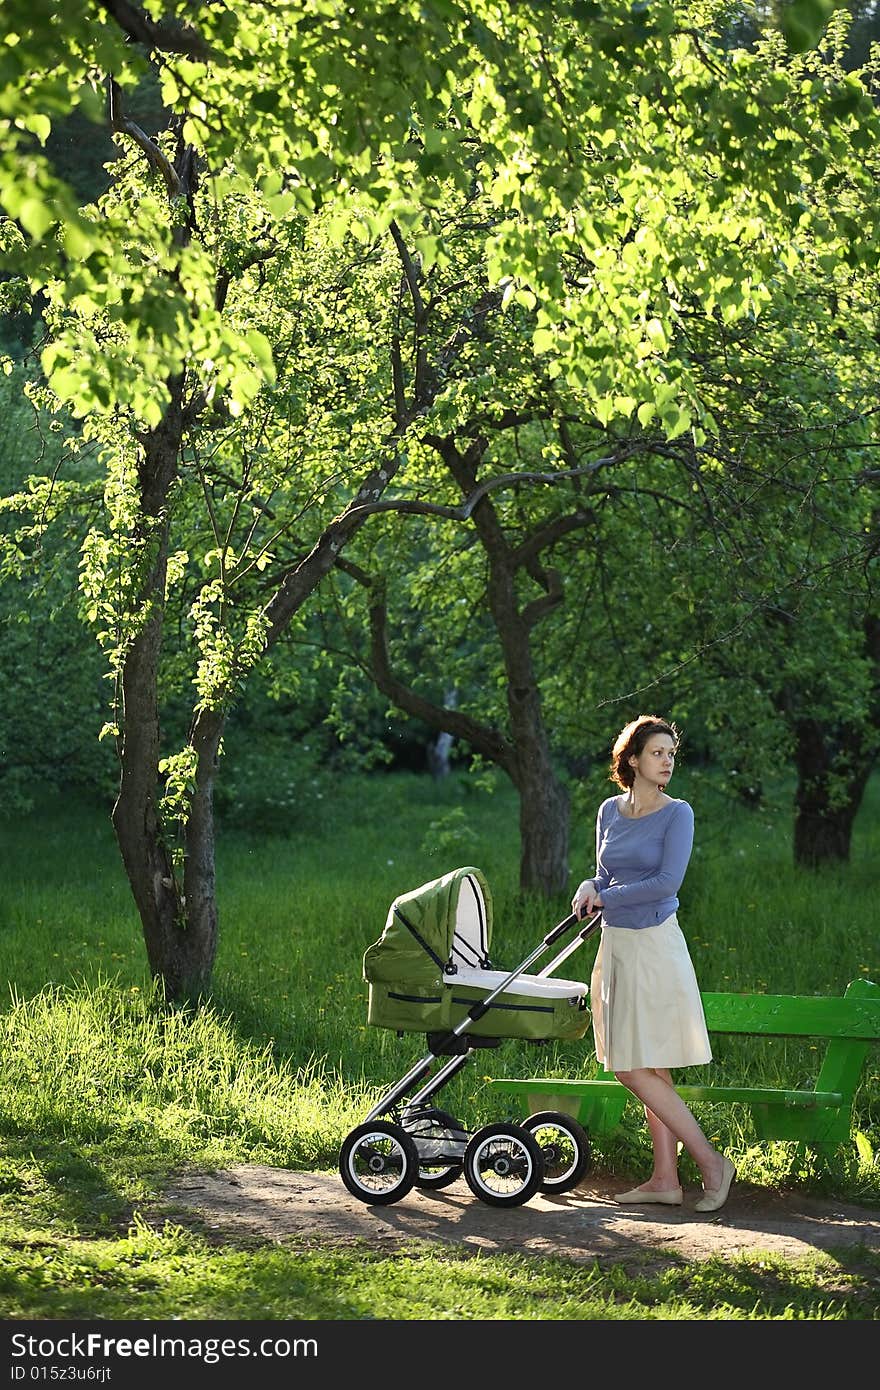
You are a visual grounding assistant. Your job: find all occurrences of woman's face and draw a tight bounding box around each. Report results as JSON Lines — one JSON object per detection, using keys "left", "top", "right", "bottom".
{"left": 630, "top": 733, "right": 677, "bottom": 788}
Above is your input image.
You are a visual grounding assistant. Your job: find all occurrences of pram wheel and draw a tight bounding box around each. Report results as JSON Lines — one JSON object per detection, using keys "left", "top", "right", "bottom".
{"left": 521, "top": 1111, "right": 593, "bottom": 1194}
{"left": 416, "top": 1163, "right": 462, "bottom": 1190}
{"left": 339, "top": 1121, "right": 418, "bottom": 1206}
{"left": 462, "top": 1122, "right": 544, "bottom": 1208}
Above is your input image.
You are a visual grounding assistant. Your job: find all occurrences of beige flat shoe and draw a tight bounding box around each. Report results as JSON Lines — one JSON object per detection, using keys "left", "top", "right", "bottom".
{"left": 694, "top": 1155, "right": 736, "bottom": 1213}
{"left": 616, "top": 1186, "right": 683, "bottom": 1205}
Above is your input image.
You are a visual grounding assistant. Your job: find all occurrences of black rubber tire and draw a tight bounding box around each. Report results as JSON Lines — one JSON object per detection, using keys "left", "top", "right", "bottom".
{"left": 520, "top": 1111, "right": 593, "bottom": 1193}
{"left": 462, "top": 1121, "right": 545, "bottom": 1208}
{"left": 339, "top": 1120, "right": 418, "bottom": 1206}
{"left": 415, "top": 1164, "right": 462, "bottom": 1191}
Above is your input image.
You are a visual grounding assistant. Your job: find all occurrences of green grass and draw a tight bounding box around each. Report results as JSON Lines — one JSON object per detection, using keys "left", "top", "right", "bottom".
{"left": 2, "top": 1224, "right": 876, "bottom": 1321}
{"left": 0, "top": 765, "right": 878, "bottom": 1320}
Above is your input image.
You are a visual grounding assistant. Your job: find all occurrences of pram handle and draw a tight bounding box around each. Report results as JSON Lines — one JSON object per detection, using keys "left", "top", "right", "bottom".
{"left": 538, "top": 909, "right": 601, "bottom": 978}
{"left": 543, "top": 905, "right": 597, "bottom": 947}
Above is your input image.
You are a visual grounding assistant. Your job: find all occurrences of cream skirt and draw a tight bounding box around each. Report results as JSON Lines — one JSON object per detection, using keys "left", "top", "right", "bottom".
{"left": 590, "top": 913, "right": 712, "bottom": 1072}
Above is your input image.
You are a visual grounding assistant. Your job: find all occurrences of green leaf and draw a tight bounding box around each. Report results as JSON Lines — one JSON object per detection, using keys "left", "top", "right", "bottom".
{"left": 21, "top": 113, "right": 51, "bottom": 144}
{"left": 661, "top": 405, "right": 691, "bottom": 441}
{"left": 245, "top": 329, "right": 276, "bottom": 382}
{"left": 251, "top": 90, "right": 281, "bottom": 114}
{"left": 778, "top": 0, "right": 836, "bottom": 54}
{"left": 267, "top": 190, "right": 297, "bottom": 219}
{"left": 17, "top": 196, "right": 53, "bottom": 241}
{"left": 63, "top": 220, "right": 94, "bottom": 259}
{"left": 824, "top": 79, "right": 864, "bottom": 120}
{"left": 854, "top": 1131, "right": 874, "bottom": 1166}
{"left": 645, "top": 318, "right": 667, "bottom": 350}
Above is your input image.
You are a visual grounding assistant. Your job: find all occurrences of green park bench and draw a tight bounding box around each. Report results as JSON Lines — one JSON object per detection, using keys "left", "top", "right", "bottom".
{"left": 488, "top": 977, "right": 880, "bottom": 1152}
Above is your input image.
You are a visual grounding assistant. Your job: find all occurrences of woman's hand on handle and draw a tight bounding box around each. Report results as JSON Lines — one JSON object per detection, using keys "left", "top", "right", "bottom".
{"left": 572, "top": 879, "right": 603, "bottom": 920}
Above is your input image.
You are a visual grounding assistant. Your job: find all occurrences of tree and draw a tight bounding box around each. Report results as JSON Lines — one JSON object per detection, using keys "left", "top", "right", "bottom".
{"left": 1, "top": 2, "right": 879, "bottom": 998}
{"left": 546, "top": 203, "right": 880, "bottom": 866}
{"left": 325, "top": 9, "right": 880, "bottom": 885}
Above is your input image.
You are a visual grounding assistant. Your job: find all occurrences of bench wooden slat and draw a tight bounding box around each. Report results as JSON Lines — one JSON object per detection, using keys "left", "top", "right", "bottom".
{"left": 491, "top": 1078, "right": 845, "bottom": 1110}
{"left": 701, "top": 990, "right": 880, "bottom": 1038}
{"left": 673, "top": 1085, "right": 843, "bottom": 1108}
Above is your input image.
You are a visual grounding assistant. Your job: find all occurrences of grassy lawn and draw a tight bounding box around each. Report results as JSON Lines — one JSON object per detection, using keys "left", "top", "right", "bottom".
{"left": 0, "top": 765, "right": 878, "bottom": 1321}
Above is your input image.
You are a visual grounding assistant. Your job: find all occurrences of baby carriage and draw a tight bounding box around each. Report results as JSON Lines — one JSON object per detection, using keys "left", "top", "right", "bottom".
{"left": 339, "top": 865, "right": 601, "bottom": 1209}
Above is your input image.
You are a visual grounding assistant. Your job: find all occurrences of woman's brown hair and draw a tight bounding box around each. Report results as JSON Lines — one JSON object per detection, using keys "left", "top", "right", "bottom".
{"left": 610, "top": 715, "right": 680, "bottom": 790}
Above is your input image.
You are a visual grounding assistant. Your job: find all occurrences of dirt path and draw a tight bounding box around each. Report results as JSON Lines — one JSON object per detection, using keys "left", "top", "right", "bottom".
{"left": 161, "top": 1165, "right": 880, "bottom": 1274}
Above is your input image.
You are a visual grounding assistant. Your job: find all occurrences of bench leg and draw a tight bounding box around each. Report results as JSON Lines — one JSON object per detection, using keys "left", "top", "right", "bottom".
{"left": 574, "top": 1093, "right": 630, "bottom": 1135}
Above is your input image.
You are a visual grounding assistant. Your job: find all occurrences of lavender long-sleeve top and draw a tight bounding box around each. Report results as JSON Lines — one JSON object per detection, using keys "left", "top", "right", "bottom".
{"left": 590, "top": 796, "right": 694, "bottom": 930}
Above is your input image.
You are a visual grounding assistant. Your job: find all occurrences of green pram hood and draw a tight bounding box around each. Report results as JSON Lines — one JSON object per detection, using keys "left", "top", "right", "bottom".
{"left": 363, "top": 866, "right": 492, "bottom": 987}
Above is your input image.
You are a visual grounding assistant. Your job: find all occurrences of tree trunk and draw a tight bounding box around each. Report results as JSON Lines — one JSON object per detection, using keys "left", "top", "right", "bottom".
{"left": 110, "top": 373, "right": 220, "bottom": 1000}
{"left": 445, "top": 442, "right": 570, "bottom": 894}
{"left": 111, "top": 535, "right": 225, "bottom": 998}
{"left": 179, "top": 706, "right": 225, "bottom": 994}
{"left": 427, "top": 689, "right": 456, "bottom": 778}
{"left": 516, "top": 753, "right": 570, "bottom": 895}
{"left": 110, "top": 511, "right": 182, "bottom": 990}
{"left": 791, "top": 717, "right": 874, "bottom": 867}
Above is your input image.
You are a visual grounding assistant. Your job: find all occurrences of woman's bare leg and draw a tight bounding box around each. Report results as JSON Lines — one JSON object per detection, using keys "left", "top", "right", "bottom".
{"left": 641, "top": 1069, "right": 681, "bottom": 1189}
{"left": 615, "top": 1065, "right": 724, "bottom": 1191}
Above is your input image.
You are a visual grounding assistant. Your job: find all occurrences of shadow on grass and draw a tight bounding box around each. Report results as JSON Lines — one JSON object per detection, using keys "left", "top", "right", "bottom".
{"left": 0, "top": 1122, "right": 191, "bottom": 1235}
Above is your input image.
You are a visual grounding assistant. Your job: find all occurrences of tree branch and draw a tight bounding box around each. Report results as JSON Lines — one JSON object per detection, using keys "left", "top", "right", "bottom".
{"left": 521, "top": 566, "right": 564, "bottom": 628}
{"left": 339, "top": 453, "right": 642, "bottom": 525}
{"left": 259, "top": 283, "right": 509, "bottom": 647}
{"left": 99, "top": 1, "right": 212, "bottom": 59}
{"left": 391, "top": 333, "right": 407, "bottom": 424}
{"left": 107, "top": 77, "right": 181, "bottom": 198}
{"left": 336, "top": 562, "right": 517, "bottom": 773}
{"left": 389, "top": 220, "right": 427, "bottom": 325}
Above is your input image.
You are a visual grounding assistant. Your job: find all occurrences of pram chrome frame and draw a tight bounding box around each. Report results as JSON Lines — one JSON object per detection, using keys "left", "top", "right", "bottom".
{"left": 340, "top": 905, "right": 601, "bottom": 1209}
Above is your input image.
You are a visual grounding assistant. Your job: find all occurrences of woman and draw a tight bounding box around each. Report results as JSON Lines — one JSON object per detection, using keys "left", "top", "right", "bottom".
{"left": 571, "top": 714, "right": 735, "bottom": 1212}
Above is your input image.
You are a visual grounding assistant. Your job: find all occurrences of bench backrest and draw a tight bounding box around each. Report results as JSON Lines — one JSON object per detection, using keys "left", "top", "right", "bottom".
{"left": 702, "top": 978, "right": 880, "bottom": 1099}
{"left": 701, "top": 979, "right": 880, "bottom": 1039}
